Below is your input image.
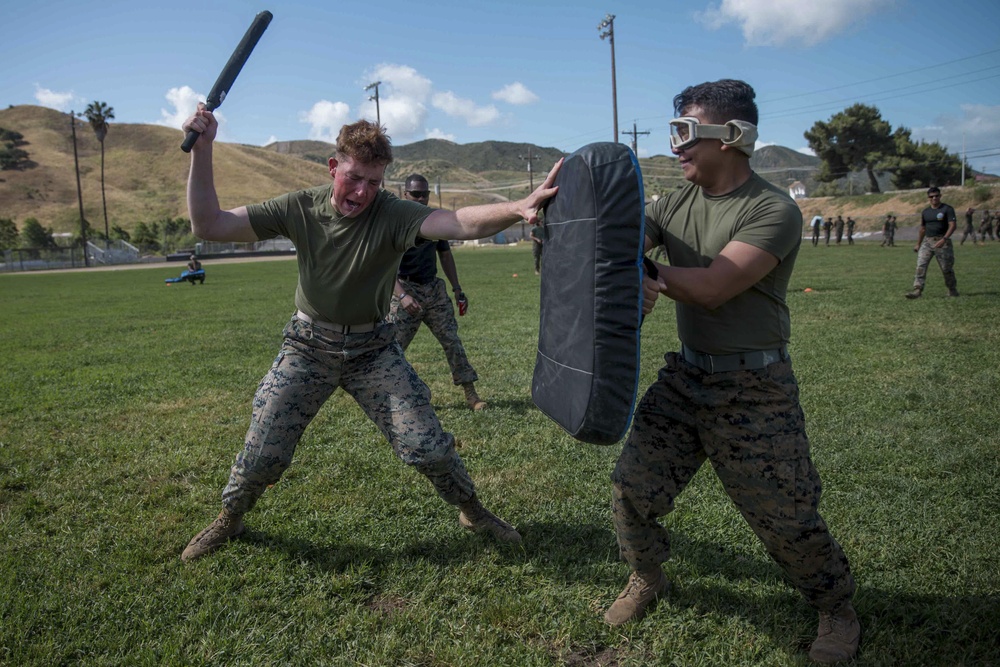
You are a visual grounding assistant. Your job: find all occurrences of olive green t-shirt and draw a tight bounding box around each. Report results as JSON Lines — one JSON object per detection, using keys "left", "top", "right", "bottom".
{"left": 247, "top": 185, "right": 431, "bottom": 324}
{"left": 645, "top": 173, "right": 802, "bottom": 354}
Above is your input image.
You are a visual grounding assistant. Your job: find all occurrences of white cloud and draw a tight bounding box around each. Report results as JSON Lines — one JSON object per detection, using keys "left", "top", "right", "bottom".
{"left": 426, "top": 128, "right": 456, "bottom": 141}
{"left": 156, "top": 86, "right": 204, "bottom": 127}
{"left": 797, "top": 146, "right": 816, "bottom": 156}
{"left": 432, "top": 91, "right": 500, "bottom": 127}
{"left": 299, "top": 63, "right": 506, "bottom": 144}
{"left": 358, "top": 64, "right": 432, "bottom": 141}
{"left": 265, "top": 135, "right": 279, "bottom": 146}
{"left": 300, "top": 100, "right": 352, "bottom": 143}
{"left": 34, "top": 85, "right": 79, "bottom": 111}
{"left": 155, "top": 86, "right": 233, "bottom": 141}
{"left": 697, "top": 0, "right": 894, "bottom": 47}
{"left": 492, "top": 82, "right": 538, "bottom": 105}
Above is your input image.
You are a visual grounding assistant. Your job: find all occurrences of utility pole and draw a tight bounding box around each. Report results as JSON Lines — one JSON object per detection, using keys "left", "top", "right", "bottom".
{"left": 70, "top": 111, "right": 89, "bottom": 267}
{"left": 598, "top": 14, "right": 619, "bottom": 143}
{"left": 365, "top": 80, "right": 382, "bottom": 126}
{"left": 623, "top": 121, "right": 650, "bottom": 155}
{"left": 435, "top": 179, "right": 442, "bottom": 209}
{"left": 519, "top": 148, "right": 541, "bottom": 239}
{"left": 961, "top": 131, "right": 966, "bottom": 185}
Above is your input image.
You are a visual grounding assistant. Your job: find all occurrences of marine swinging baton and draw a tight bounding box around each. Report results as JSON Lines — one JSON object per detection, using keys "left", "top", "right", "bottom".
{"left": 180, "top": 10, "right": 273, "bottom": 153}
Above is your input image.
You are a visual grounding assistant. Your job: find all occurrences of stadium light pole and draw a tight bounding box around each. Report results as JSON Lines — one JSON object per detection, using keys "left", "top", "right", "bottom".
{"left": 598, "top": 14, "right": 619, "bottom": 144}
{"left": 365, "top": 81, "right": 382, "bottom": 126}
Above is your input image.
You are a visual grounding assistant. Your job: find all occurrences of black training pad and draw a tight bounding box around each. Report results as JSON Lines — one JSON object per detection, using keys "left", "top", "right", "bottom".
{"left": 532, "top": 142, "right": 646, "bottom": 445}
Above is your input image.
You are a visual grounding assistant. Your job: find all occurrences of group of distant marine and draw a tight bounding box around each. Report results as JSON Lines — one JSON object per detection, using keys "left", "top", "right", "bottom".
{"left": 808, "top": 213, "right": 857, "bottom": 246}
{"left": 808, "top": 209, "right": 999, "bottom": 247}
{"left": 960, "top": 208, "right": 998, "bottom": 245}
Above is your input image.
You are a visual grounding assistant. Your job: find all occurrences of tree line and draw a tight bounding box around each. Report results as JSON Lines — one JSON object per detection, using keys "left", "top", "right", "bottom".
{"left": 805, "top": 103, "right": 965, "bottom": 195}
{"left": 0, "top": 215, "right": 197, "bottom": 254}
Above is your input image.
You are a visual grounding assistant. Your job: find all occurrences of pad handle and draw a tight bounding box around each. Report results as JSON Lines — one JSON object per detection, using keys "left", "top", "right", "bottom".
{"left": 642, "top": 256, "right": 659, "bottom": 280}
{"left": 641, "top": 257, "right": 659, "bottom": 325}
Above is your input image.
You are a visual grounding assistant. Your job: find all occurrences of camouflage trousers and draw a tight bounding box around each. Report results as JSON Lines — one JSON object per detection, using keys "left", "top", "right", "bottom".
{"left": 221, "top": 316, "right": 476, "bottom": 515}
{"left": 389, "top": 277, "right": 478, "bottom": 386}
{"left": 611, "top": 352, "right": 856, "bottom": 612}
{"left": 912, "top": 236, "right": 957, "bottom": 292}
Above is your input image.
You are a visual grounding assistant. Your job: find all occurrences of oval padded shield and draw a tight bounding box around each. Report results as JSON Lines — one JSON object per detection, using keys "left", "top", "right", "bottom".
{"left": 531, "top": 142, "right": 646, "bottom": 445}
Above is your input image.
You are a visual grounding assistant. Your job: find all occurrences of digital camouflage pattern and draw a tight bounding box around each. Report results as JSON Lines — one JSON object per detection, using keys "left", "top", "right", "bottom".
{"left": 611, "top": 353, "right": 856, "bottom": 612}
{"left": 911, "top": 236, "right": 957, "bottom": 293}
{"left": 389, "top": 277, "right": 478, "bottom": 386}
{"left": 222, "top": 316, "right": 476, "bottom": 515}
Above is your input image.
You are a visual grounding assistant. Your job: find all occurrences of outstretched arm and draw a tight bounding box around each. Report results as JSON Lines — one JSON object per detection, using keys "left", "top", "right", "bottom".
{"left": 184, "top": 104, "right": 259, "bottom": 243}
{"left": 419, "top": 159, "right": 562, "bottom": 240}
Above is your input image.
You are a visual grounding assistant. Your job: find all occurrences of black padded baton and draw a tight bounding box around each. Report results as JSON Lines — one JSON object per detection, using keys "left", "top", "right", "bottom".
{"left": 181, "top": 10, "right": 273, "bottom": 152}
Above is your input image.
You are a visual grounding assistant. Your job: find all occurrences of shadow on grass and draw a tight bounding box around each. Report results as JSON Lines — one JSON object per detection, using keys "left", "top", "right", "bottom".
{"left": 433, "top": 396, "right": 538, "bottom": 415}
{"left": 237, "top": 523, "right": 527, "bottom": 572}
{"left": 186, "top": 522, "right": 1000, "bottom": 664}
{"left": 662, "top": 582, "right": 1000, "bottom": 666}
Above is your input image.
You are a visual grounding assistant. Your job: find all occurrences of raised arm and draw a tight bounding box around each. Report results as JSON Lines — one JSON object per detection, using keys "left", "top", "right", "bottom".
{"left": 419, "top": 159, "right": 562, "bottom": 241}
{"left": 183, "top": 104, "right": 259, "bottom": 243}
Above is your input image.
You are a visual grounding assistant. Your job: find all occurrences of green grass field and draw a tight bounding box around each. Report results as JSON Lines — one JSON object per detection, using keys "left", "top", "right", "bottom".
{"left": 2, "top": 243, "right": 998, "bottom": 666}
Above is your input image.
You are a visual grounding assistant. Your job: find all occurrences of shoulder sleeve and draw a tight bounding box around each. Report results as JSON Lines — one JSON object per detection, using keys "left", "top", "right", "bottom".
{"left": 732, "top": 189, "right": 803, "bottom": 262}
{"left": 644, "top": 194, "right": 674, "bottom": 247}
{"left": 246, "top": 192, "right": 294, "bottom": 241}
{"left": 379, "top": 194, "right": 432, "bottom": 251}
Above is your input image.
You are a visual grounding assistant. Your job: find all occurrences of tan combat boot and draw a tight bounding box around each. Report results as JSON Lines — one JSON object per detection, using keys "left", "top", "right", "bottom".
{"left": 809, "top": 603, "right": 860, "bottom": 664}
{"left": 905, "top": 288, "right": 922, "bottom": 299}
{"left": 604, "top": 568, "right": 669, "bottom": 626}
{"left": 458, "top": 496, "right": 521, "bottom": 543}
{"left": 462, "top": 383, "right": 487, "bottom": 411}
{"left": 181, "top": 509, "right": 246, "bottom": 562}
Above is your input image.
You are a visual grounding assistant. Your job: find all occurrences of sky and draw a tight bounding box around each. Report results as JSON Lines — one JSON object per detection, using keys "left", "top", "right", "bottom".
{"left": 3, "top": 0, "right": 999, "bottom": 175}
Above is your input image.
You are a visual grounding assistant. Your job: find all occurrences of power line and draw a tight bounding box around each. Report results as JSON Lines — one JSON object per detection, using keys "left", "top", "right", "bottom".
{"left": 760, "top": 48, "right": 1000, "bottom": 103}
{"left": 765, "top": 68, "right": 1000, "bottom": 120}
{"left": 557, "top": 49, "right": 1000, "bottom": 153}
{"left": 622, "top": 121, "right": 650, "bottom": 155}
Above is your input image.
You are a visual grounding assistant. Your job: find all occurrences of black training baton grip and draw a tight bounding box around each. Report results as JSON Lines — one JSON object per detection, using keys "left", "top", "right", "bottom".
{"left": 181, "top": 10, "right": 273, "bottom": 153}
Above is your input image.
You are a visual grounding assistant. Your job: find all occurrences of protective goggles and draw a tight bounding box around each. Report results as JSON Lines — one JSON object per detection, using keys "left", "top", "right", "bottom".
{"left": 668, "top": 117, "right": 758, "bottom": 157}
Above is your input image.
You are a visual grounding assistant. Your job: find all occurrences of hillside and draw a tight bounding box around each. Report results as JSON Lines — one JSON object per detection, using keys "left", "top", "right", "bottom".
{"left": 2, "top": 104, "right": 996, "bottom": 237}
{"left": 0, "top": 105, "right": 328, "bottom": 235}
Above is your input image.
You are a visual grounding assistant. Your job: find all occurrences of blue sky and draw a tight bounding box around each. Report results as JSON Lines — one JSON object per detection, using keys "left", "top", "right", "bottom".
{"left": 3, "top": 0, "right": 999, "bottom": 174}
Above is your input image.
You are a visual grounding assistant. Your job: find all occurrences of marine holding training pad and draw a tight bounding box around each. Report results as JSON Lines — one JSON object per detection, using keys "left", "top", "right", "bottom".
{"left": 531, "top": 142, "right": 646, "bottom": 445}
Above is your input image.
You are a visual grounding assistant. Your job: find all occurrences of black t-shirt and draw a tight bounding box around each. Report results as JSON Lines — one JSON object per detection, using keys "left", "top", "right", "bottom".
{"left": 921, "top": 203, "right": 956, "bottom": 237}
{"left": 398, "top": 238, "right": 449, "bottom": 284}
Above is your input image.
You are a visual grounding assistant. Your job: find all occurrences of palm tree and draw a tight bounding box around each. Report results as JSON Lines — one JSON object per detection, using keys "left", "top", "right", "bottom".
{"left": 84, "top": 101, "right": 115, "bottom": 246}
